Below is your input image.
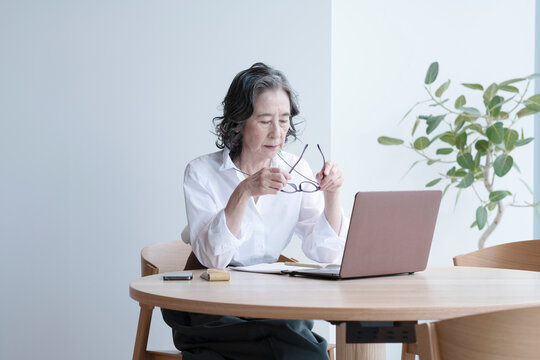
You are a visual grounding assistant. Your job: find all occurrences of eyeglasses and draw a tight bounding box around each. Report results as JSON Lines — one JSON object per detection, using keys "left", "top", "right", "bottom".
{"left": 278, "top": 144, "right": 325, "bottom": 193}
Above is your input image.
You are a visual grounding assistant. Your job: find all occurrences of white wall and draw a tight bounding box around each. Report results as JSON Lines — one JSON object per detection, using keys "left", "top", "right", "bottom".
{"left": 2, "top": 1, "right": 538, "bottom": 359}
{"left": 332, "top": 0, "right": 535, "bottom": 357}
{"left": 0, "top": 1, "right": 331, "bottom": 359}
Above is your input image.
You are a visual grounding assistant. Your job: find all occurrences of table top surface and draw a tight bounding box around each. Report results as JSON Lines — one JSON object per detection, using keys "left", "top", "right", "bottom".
{"left": 129, "top": 266, "right": 540, "bottom": 321}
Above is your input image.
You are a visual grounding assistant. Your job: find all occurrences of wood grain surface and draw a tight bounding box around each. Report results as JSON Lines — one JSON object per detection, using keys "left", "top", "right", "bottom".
{"left": 130, "top": 266, "right": 540, "bottom": 321}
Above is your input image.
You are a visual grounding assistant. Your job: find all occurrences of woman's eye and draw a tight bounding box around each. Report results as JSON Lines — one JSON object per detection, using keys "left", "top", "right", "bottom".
{"left": 260, "top": 121, "right": 270, "bottom": 125}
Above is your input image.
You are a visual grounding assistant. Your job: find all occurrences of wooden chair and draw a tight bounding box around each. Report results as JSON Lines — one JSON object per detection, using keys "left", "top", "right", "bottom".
{"left": 415, "top": 306, "right": 540, "bottom": 360}
{"left": 400, "top": 239, "right": 540, "bottom": 360}
{"left": 453, "top": 239, "right": 540, "bottom": 271}
{"left": 133, "top": 240, "right": 335, "bottom": 360}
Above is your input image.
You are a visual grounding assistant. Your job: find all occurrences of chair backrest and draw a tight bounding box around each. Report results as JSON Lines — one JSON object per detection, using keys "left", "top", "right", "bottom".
{"left": 453, "top": 239, "right": 540, "bottom": 272}
{"left": 415, "top": 306, "right": 540, "bottom": 360}
{"left": 141, "top": 240, "right": 193, "bottom": 276}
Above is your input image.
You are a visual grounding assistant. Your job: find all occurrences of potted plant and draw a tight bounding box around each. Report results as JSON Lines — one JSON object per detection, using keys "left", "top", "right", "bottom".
{"left": 378, "top": 62, "right": 539, "bottom": 249}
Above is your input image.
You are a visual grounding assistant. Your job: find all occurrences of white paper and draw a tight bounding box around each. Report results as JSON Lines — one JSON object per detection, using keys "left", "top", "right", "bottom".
{"left": 228, "top": 262, "right": 295, "bottom": 274}
{"left": 229, "top": 262, "right": 338, "bottom": 274}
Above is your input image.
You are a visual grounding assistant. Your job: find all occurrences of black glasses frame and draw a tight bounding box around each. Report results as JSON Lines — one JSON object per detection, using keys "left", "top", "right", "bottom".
{"left": 279, "top": 144, "right": 325, "bottom": 194}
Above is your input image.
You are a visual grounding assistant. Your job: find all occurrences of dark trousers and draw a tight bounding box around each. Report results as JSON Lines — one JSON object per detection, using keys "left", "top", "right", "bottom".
{"left": 161, "top": 309, "right": 329, "bottom": 360}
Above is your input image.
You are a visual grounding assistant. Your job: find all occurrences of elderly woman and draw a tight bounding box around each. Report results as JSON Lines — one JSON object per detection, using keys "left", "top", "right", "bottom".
{"left": 162, "top": 63, "right": 348, "bottom": 360}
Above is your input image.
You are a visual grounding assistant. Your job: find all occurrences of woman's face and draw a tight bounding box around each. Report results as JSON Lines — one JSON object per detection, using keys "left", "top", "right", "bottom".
{"left": 240, "top": 88, "right": 291, "bottom": 162}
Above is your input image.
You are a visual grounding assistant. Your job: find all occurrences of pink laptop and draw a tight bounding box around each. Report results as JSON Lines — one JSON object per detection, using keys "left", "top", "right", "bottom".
{"left": 284, "top": 190, "right": 442, "bottom": 279}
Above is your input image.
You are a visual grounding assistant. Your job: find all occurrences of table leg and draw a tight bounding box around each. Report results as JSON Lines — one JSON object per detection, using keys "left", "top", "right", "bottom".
{"left": 336, "top": 323, "right": 385, "bottom": 360}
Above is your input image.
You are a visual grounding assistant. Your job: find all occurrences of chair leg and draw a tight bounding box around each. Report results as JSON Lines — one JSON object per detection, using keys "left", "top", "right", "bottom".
{"left": 133, "top": 304, "right": 154, "bottom": 360}
{"left": 327, "top": 343, "right": 336, "bottom": 360}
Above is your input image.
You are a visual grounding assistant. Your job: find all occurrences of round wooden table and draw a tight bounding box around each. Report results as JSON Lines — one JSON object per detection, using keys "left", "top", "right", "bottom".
{"left": 130, "top": 266, "right": 540, "bottom": 360}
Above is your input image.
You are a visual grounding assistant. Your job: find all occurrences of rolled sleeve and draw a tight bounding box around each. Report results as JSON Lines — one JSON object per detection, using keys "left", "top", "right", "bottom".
{"left": 301, "top": 208, "right": 348, "bottom": 263}
{"left": 293, "top": 160, "right": 349, "bottom": 263}
{"left": 184, "top": 165, "right": 250, "bottom": 269}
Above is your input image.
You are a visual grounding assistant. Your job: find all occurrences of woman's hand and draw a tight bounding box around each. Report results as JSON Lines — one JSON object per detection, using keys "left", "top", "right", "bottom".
{"left": 316, "top": 161, "right": 344, "bottom": 194}
{"left": 241, "top": 167, "right": 292, "bottom": 197}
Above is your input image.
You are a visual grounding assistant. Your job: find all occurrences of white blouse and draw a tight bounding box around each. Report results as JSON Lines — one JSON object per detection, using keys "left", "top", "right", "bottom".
{"left": 181, "top": 148, "right": 348, "bottom": 269}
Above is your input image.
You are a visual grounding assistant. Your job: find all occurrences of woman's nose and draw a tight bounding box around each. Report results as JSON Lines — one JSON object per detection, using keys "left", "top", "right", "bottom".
{"left": 268, "top": 120, "right": 280, "bottom": 137}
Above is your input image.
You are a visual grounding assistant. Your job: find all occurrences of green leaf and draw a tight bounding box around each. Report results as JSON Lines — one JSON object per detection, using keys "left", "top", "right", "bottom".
{"left": 442, "top": 183, "right": 451, "bottom": 198}
{"left": 489, "top": 190, "right": 511, "bottom": 202}
{"left": 499, "top": 85, "right": 519, "bottom": 93}
{"left": 475, "top": 140, "right": 489, "bottom": 153}
{"left": 456, "top": 172, "right": 474, "bottom": 188}
{"left": 516, "top": 138, "right": 534, "bottom": 146}
{"left": 470, "top": 220, "right": 478, "bottom": 228}
{"left": 378, "top": 136, "right": 404, "bottom": 145}
{"left": 483, "top": 83, "right": 498, "bottom": 105}
{"left": 440, "top": 132, "right": 456, "bottom": 146}
{"left": 513, "top": 161, "right": 521, "bottom": 174}
{"left": 476, "top": 206, "right": 488, "bottom": 230}
{"left": 499, "top": 78, "right": 525, "bottom": 86}
{"left": 446, "top": 166, "right": 456, "bottom": 176}
{"left": 454, "top": 189, "right": 463, "bottom": 210}
{"left": 436, "top": 148, "right": 453, "bottom": 155}
{"left": 454, "top": 114, "right": 467, "bottom": 129}
{"left": 487, "top": 95, "right": 504, "bottom": 118}
{"left": 465, "top": 123, "right": 484, "bottom": 135}
{"left": 487, "top": 202, "right": 497, "bottom": 211}
{"left": 474, "top": 151, "right": 482, "bottom": 169}
{"left": 486, "top": 122, "right": 504, "bottom": 144}
{"left": 454, "top": 95, "right": 466, "bottom": 108}
{"left": 425, "top": 62, "right": 439, "bottom": 85}
{"left": 412, "top": 117, "right": 421, "bottom": 136}
{"left": 400, "top": 99, "right": 431, "bottom": 124}
{"left": 525, "top": 94, "right": 540, "bottom": 107}
{"left": 462, "top": 83, "right": 484, "bottom": 91}
{"left": 426, "top": 115, "right": 445, "bottom": 135}
{"left": 401, "top": 160, "right": 423, "bottom": 180}
{"left": 503, "top": 129, "right": 519, "bottom": 151}
{"left": 496, "top": 111, "right": 509, "bottom": 120}
{"left": 520, "top": 179, "right": 533, "bottom": 195}
{"left": 517, "top": 107, "right": 540, "bottom": 118}
{"left": 454, "top": 169, "right": 468, "bottom": 177}
{"left": 457, "top": 106, "right": 482, "bottom": 116}
{"left": 455, "top": 131, "right": 467, "bottom": 150}
{"left": 524, "top": 94, "right": 540, "bottom": 111}
{"left": 435, "top": 80, "right": 451, "bottom": 97}
{"left": 414, "top": 137, "right": 430, "bottom": 150}
{"left": 493, "top": 154, "right": 513, "bottom": 177}
{"left": 426, "top": 178, "right": 442, "bottom": 187}
{"left": 457, "top": 152, "right": 474, "bottom": 169}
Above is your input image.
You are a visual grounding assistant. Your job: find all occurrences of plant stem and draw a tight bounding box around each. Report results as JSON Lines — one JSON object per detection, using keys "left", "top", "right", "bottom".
{"left": 478, "top": 201, "right": 504, "bottom": 249}
{"left": 483, "top": 148, "right": 494, "bottom": 191}
{"left": 424, "top": 86, "right": 486, "bottom": 119}
{"left": 507, "top": 80, "right": 530, "bottom": 115}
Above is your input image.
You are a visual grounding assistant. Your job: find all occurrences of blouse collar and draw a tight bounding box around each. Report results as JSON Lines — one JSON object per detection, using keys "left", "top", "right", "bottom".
{"left": 219, "top": 147, "right": 281, "bottom": 172}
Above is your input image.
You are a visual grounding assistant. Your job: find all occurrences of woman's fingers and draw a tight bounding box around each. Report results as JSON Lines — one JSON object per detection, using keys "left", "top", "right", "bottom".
{"left": 246, "top": 167, "right": 291, "bottom": 195}
{"left": 319, "top": 162, "right": 344, "bottom": 192}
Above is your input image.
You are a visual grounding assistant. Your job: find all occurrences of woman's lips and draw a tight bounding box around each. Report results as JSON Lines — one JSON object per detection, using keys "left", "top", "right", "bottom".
{"left": 264, "top": 145, "right": 279, "bottom": 150}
